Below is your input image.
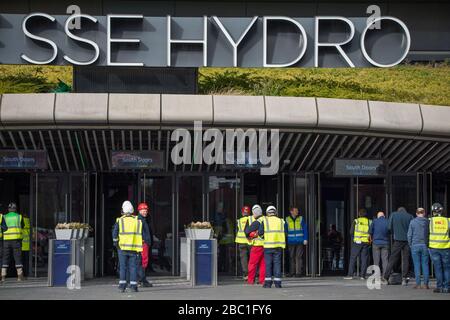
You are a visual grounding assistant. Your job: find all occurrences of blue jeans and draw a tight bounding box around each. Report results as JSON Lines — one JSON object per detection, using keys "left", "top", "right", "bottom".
{"left": 118, "top": 250, "right": 138, "bottom": 288}
{"left": 264, "top": 248, "right": 282, "bottom": 283}
{"left": 429, "top": 248, "right": 450, "bottom": 290}
{"left": 411, "top": 244, "right": 430, "bottom": 286}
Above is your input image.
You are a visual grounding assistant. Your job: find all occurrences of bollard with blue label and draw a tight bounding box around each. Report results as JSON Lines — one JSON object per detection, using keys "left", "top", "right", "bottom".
{"left": 190, "top": 239, "right": 217, "bottom": 287}
{"left": 48, "top": 240, "right": 72, "bottom": 286}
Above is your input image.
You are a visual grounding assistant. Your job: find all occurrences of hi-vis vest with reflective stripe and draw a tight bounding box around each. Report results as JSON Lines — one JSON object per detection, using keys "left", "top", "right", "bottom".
{"left": 353, "top": 217, "right": 371, "bottom": 244}
{"left": 235, "top": 216, "right": 250, "bottom": 245}
{"left": 286, "top": 216, "right": 303, "bottom": 240}
{"left": 0, "top": 214, "right": 3, "bottom": 239}
{"left": 429, "top": 216, "right": 450, "bottom": 249}
{"left": 22, "top": 217, "right": 31, "bottom": 251}
{"left": 263, "top": 216, "right": 286, "bottom": 249}
{"left": 118, "top": 215, "right": 143, "bottom": 252}
{"left": 3, "top": 212, "right": 23, "bottom": 241}
{"left": 249, "top": 216, "right": 264, "bottom": 247}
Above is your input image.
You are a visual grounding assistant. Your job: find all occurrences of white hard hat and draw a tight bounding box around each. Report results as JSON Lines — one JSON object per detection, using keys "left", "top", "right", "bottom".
{"left": 122, "top": 201, "right": 134, "bottom": 214}
{"left": 252, "top": 204, "right": 262, "bottom": 217}
{"left": 266, "top": 205, "right": 277, "bottom": 215}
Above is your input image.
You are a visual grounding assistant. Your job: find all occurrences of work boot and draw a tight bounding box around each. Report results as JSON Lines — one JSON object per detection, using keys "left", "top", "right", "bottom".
{"left": 433, "top": 288, "right": 442, "bottom": 293}
{"left": 274, "top": 281, "right": 282, "bottom": 288}
{"left": 402, "top": 278, "right": 409, "bottom": 286}
{"left": 130, "top": 285, "right": 139, "bottom": 292}
{"left": 118, "top": 285, "right": 126, "bottom": 293}
{"left": 142, "top": 281, "right": 153, "bottom": 287}
{"left": 17, "top": 268, "right": 24, "bottom": 282}
{"left": 262, "top": 281, "right": 272, "bottom": 288}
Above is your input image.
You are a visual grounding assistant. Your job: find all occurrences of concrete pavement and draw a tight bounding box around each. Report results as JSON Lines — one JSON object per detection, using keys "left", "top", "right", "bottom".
{"left": 0, "top": 276, "right": 449, "bottom": 300}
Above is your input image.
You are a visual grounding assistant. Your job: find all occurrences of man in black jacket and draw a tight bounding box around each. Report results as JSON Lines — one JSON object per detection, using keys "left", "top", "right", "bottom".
{"left": 383, "top": 207, "right": 414, "bottom": 285}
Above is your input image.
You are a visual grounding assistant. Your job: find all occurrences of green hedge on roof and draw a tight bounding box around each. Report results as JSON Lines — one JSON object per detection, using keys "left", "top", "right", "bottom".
{"left": 0, "top": 63, "right": 449, "bottom": 106}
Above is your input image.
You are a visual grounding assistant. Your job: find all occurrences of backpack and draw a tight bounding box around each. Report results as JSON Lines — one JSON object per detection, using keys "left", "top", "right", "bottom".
{"left": 388, "top": 273, "right": 402, "bottom": 285}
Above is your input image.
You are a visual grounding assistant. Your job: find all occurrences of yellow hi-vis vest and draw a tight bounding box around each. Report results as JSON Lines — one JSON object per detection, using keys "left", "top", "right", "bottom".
{"left": 118, "top": 215, "right": 143, "bottom": 252}
{"left": 3, "top": 212, "right": 23, "bottom": 241}
{"left": 0, "top": 214, "right": 3, "bottom": 239}
{"left": 235, "top": 216, "right": 250, "bottom": 245}
{"left": 286, "top": 216, "right": 303, "bottom": 239}
{"left": 249, "top": 216, "right": 264, "bottom": 247}
{"left": 22, "top": 217, "right": 31, "bottom": 251}
{"left": 429, "top": 216, "right": 450, "bottom": 249}
{"left": 263, "top": 215, "right": 286, "bottom": 249}
{"left": 353, "top": 217, "right": 370, "bottom": 244}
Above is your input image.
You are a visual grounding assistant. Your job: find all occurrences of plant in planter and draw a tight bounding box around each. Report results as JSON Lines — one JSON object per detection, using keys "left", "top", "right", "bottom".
{"left": 55, "top": 222, "right": 93, "bottom": 239}
{"left": 185, "top": 221, "right": 214, "bottom": 239}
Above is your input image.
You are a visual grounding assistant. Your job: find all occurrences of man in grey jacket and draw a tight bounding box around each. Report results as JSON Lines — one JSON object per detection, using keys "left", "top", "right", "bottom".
{"left": 407, "top": 208, "right": 430, "bottom": 289}
{"left": 383, "top": 207, "right": 414, "bottom": 285}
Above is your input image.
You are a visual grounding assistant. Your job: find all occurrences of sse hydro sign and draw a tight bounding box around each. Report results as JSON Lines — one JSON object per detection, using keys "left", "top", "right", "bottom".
{"left": 0, "top": 13, "right": 411, "bottom": 68}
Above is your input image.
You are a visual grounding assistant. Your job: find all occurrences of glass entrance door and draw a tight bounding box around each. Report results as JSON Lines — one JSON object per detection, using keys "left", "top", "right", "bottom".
{"left": 101, "top": 173, "right": 138, "bottom": 276}
{"left": 141, "top": 174, "right": 174, "bottom": 275}
{"left": 208, "top": 175, "right": 240, "bottom": 275}
{"left": 354, "top": 178, "right": 387, "bottom": 220}
{"left": 32, "top": 173, "right": 88, "bottom": 277}
{"left": 320, "top": 178, "right": 350, "bottom": 276}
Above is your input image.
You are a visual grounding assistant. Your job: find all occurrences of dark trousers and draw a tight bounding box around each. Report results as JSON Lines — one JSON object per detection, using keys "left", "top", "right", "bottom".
{"left": 372, "top": 244, "right": 389, "bottom": 274}
{"left": 238, "top": 244, "right": 249, "bottom": 276}
{"left": 118, "top": 250, "right": 138, "bottom": 288}
{"left": 22, "top": 251, "right": 29, "bottom": 277}
{"left": 384, "top": 240, "right": 410, "bottom": 280}
{"left": 2, "top": 240, "right": 22, "bottom": 268}
{"left": 264, "top": 248, "right": 283, "bottom": 284}
{"left": 347, "top": 243, "right": 369, "bottom": 277}
{"left": 288, "top": 244, "right": 304, "bottom": 275}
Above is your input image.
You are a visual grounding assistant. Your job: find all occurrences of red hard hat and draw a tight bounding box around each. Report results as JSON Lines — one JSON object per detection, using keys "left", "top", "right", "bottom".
{"left": 241, "top": 206, "right": 251, "bottom": 216}
{"left": 137, "top": 203, "right": 149, "bottom": 211}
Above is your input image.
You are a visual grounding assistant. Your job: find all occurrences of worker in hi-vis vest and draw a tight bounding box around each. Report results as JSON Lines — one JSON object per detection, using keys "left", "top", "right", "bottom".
{"left": 285, "top": 206, "right": 308, "bottom": 277}
{"left": 21, "top": 214, "right": 31, "bottom": 278}
{"left": 235, "top": 206, "right": 251, "bottom": 280}
{"left": 112, "top": 201, "right": 143, "bottom": 293}
{"left": 258, "top": 206, "right": 286, "bottom": 288}
{"left": 345, "top": 208, "right": 372, "bottom": 280}
{"left": 245, "top": 205, "right": 266, "bottom": 285}
{"left": 1, "top": 203, "right": 25, "bottom": 282}
{"left": 428, "top": 203, "right": 450, "bottom": 293}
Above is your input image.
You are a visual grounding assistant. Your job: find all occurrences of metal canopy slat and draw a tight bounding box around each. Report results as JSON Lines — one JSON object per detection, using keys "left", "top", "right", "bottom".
{"left": 314, "top": 135, "right": 338, "bottom": 171}
{"left": 290, "top": 133, "right": 312, "bottom": 171}
{"left": 322, "top": 135, "right": 348, "bottom": 170}
{"left": 66, "top": 131, "right": 80, "bottom": 172}
{"left": 93, "top": 131, "right": 104, "bottom": 171}
{"left": 28, "top": 131, "right": 37, "bottom": 150}
{"left": 48, "top": 131, "right": 62, "bottom": 171}
{"left": 388, "top": 140, "right": 414, "bottom": 166}
{"left": 341, "top": 136, "right": 359, "bottom": 158}
{"left": 365, "top": 138, "right": 385, "bottom": 158}
{"left": 356, "top": 137, "right": 376, "bottom": 158}
{"left": 39, "top": 130, "right": 53, "bottom": 171}
{"left": 421, "top": 144, "right": 450, "bottom": 171}
{"left": 8, "top": 131, "right": 18, "bottom": 150}
{"left": 84, "top": 130, "right": 97, "bottom": 171}
{"left": 390, "top": 140, "right": 422, "bottom": 171}
{"left": 18, "top": 131, "right": 28, "bottom": 150}
{"left": 431, "top": 146, "right": 450, "bottom": 172}
{"left": 347, "top": 137, "right": 368, "bottom": 159}
{"left": 102, "top": 131, "right": 111, "bottom": 170}
{"left": 383, "top": 140, "right": 404, "bottom": 159}
{"left": 284, "top": 133, "right": 302, "bottom": 171}
{"left": 396, "top": 141, "right": 430, "bottom": 172}
{"left": 297, "top": 134, "right": 320, "bottom": 172}
{"left": 57, "top": 130, "right": 70, "bottom": 171}
{"left": 306, "top": 135, "right": 329, "bottom": 171}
